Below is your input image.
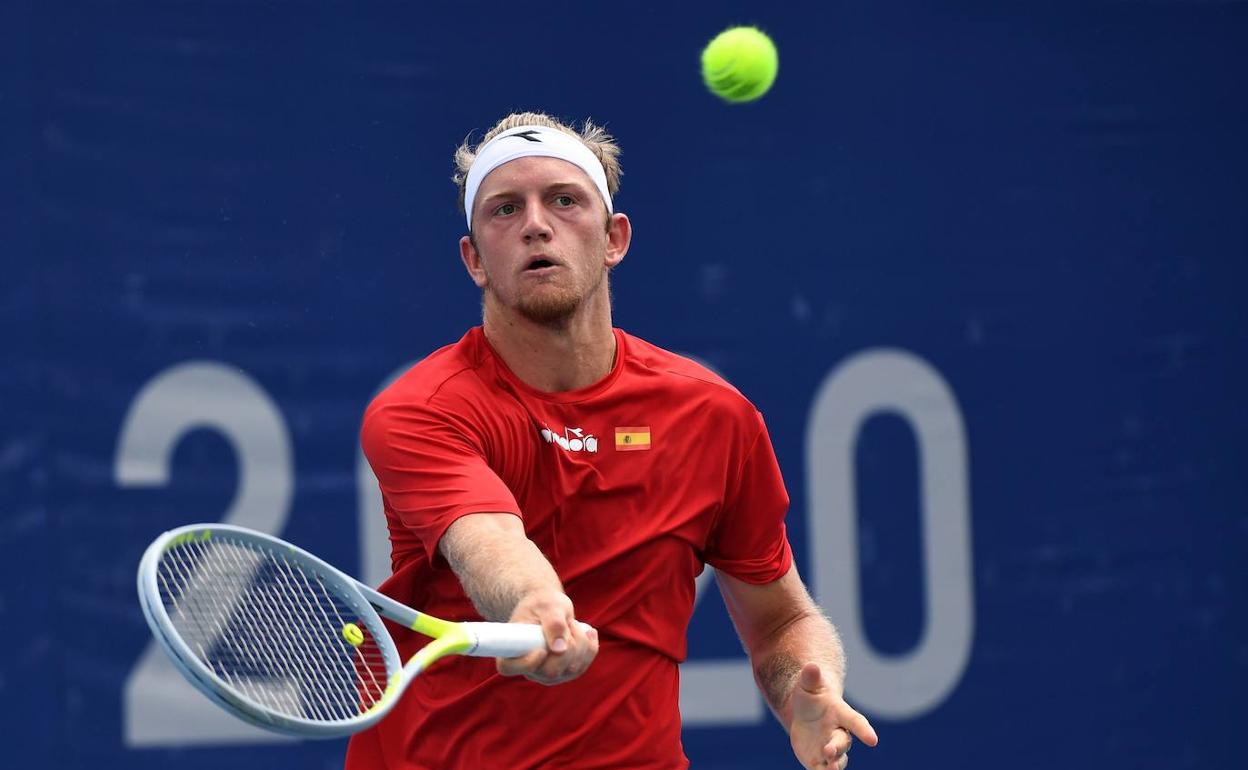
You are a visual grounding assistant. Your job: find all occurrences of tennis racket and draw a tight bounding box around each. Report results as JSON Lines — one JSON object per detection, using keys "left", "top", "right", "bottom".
{"left": 137, "top": 523, "right": 570, "bottom": 738}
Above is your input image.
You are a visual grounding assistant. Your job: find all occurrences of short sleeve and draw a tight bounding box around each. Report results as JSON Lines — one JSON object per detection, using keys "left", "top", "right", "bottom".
{"left": 704, "top": 412, "right": 793, "bottom": 584}
{"left": 361, "top": 401, "right": 522, "bottom": 568}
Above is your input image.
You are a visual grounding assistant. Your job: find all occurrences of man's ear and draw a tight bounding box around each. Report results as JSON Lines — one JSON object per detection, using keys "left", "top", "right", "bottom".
{"left": 460, "top": 235, "right": 488, "bottom": 288}
{"left": 604, "top": 213, "right": 632, "bottom": 269}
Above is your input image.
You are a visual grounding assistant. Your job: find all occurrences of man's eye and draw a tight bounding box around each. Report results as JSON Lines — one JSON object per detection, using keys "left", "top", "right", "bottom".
{"left": 554, "top": 195, "right": 575, "bottom": 207}
{"left": 495, "top": 203, "right": 517, "bottom": 216}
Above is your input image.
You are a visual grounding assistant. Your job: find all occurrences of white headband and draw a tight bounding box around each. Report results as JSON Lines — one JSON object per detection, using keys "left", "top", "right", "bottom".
{"left": 463, "top": 125, "right": 613, "bottom": 230}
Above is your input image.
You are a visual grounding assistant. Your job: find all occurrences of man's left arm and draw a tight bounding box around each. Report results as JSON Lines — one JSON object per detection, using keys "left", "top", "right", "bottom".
{"left": 717, "top": 565, "right": 879, "bottom": 770}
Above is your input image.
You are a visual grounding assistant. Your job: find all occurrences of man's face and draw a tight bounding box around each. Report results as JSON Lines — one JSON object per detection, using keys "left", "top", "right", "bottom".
{"left": 461, "top": 156, "right": 623, "bottom": 324}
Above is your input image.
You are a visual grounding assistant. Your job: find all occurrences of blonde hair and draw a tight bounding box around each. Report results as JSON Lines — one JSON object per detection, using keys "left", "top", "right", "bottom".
{"left": 453, "top": 111, "right": 622, "bottom": 220}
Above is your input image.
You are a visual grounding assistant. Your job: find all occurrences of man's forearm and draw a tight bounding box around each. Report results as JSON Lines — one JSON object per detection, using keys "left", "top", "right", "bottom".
{"left": 721, "top": 567, "right": 877, "bottom": 759}
{"left": 439, "top": 513, "right": 564, "bottom": 621}
{"left": 752, "top": 610, "right": 847, "bottom": 729}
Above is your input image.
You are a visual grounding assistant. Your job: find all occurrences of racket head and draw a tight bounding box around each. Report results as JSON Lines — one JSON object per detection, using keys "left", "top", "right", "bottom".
{"left": 137, "top": 524, "right": 404, "bottom": 738}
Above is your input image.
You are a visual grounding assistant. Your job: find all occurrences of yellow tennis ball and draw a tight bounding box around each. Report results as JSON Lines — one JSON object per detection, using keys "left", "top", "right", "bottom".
{"left": 701, "top": 26, "right": 779, "bottom": 103}
{"left": 342, "top": 623, "right": 364, "bottom": 647}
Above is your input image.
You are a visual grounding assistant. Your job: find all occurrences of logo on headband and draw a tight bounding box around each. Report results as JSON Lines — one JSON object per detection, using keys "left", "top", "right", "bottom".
{"left": 508, "top": 129, "right": 543, "bottom": 143}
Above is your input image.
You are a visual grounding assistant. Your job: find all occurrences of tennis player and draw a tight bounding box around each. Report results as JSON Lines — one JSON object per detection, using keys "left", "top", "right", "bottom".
{"left": 345, "top": 112, "right": 878, "bottom": 770}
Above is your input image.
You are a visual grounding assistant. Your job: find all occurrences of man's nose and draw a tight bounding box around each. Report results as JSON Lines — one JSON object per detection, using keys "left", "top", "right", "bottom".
{"left": 521, "top": 202, "right": 553, "bottom": 242}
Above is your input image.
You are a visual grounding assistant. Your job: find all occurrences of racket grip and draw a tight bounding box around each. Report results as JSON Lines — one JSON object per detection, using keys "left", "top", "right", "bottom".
{"left": 462, "top": 621, "right": 597, "bottom": 658}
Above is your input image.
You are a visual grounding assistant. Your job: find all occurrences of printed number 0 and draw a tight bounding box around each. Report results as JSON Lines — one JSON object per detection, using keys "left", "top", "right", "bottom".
{"left": 807, "top": 349, "right": 974, "bottom": 719}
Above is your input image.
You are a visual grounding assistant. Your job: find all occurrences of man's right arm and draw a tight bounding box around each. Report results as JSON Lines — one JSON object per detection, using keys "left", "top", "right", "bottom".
{"left": 439, "top": 512, "right": 598, "bottom": 685}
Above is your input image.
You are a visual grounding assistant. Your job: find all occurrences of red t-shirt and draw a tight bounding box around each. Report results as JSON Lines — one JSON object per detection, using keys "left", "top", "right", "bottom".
{"left": 345, "top": 327, "right": 792, "bottom": 770}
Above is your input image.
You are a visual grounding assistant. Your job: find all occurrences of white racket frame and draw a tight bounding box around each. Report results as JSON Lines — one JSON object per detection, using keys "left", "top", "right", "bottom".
{"left": 137, "top": 523, "right": 550, "bottom": 738}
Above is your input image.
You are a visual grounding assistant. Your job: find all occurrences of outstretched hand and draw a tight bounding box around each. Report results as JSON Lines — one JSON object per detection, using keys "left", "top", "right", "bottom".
{"left": 788, "top": 663, "right": 878, "bottom": 769}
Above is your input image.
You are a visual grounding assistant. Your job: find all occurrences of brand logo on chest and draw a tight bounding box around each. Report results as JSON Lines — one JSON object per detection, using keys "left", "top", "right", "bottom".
{"left": 539, "top": 425, "right": 599, "bottom": 453}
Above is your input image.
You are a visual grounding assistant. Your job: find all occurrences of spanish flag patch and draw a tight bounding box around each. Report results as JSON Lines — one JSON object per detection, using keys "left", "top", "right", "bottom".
{"left": 614, "top": 426, "right": 651, "bottom": 451}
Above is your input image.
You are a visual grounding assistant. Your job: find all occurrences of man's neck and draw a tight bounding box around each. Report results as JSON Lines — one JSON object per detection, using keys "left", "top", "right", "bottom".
{"left": 482, "top": 296, "right": 617, "bottom": 394}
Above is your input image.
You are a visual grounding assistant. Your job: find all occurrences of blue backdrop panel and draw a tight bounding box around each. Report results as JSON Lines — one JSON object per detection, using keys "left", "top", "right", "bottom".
{"left": 4, "top": 1, "right": 1246, "bottom": 769}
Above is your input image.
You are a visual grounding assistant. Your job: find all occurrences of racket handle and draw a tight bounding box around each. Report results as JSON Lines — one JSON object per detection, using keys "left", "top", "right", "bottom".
{"left": 462, "top": 621, "right": 597, "bottom": 658}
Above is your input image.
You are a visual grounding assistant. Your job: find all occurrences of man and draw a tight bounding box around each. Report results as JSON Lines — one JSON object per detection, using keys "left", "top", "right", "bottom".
{"left": 345, "top": 112, "right": 878, "bottom": 769}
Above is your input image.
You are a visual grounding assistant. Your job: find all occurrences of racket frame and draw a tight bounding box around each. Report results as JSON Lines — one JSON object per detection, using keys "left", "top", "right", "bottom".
{"left": 138, "top": 524, "right": 409, "bottom": 737}
{"left": 137, "top": 523, "right": 552, "bottom": 738}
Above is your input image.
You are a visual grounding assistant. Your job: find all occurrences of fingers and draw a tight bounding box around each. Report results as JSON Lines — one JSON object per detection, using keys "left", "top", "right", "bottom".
{"left": 495, "top": 646, "right": 547, "bottom": 677}
{"left": 803, "top": 728, "right": 850, "bottom": 770}
{"left": 835, "top": 701, "right": 878, "bottom": 747}
{"left": 509, "top": 619, "right": 597, "bottom": 685}
{"left": 790, "top": 678, "right": 878, "bottom": 770}
{"left": 799, "top": 662, "right": 824, "bottom": 694}
{"left": 540, "top": 608, "right": 571, "bottom": 653}
{"left": 548, "top": 617, "right": 597, "bottom": 680}
{"left": 792, "top": 663, "right": 830, "bottom": 724}
{"left": 808, "top": 749, "right": 848, "bottom": 770}
{"left": 823, "top": 728, "right": 852, "bottom": 759}
{"left": 798, "top": 728, "right": 848, "bottom": 768}
{"left": 496, "top": 591, "right": 598, "bottom": 685}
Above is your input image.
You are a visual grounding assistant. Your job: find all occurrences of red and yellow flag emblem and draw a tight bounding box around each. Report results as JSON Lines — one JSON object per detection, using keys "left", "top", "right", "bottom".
{"left": 614, "top": 426, "right": 651, "bottom": 451}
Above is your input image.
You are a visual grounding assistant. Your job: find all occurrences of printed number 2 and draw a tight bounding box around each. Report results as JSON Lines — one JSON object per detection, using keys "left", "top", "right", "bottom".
{"left": 117, "top": 362, "right": 295, "bottom": 747}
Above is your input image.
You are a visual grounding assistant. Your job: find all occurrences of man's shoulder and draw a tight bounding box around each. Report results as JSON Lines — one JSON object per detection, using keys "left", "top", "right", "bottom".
{"left": 365, "top": 329, "right": 497, "bottom": 419}
{"left": 620, "top": 330, "right": 757, "bottom": 414}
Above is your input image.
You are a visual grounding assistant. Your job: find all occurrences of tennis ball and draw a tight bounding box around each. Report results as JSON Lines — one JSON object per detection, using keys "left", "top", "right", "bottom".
{"left": 701, "top": 26, "right": 779, "bottom": 103}
{"left": 342, "top": 623, "right": 364, "bottom": 647}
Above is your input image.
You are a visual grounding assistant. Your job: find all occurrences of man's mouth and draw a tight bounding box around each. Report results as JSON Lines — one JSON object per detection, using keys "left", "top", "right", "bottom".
{"left": 525, "top": 257, "right": 558, "bottom": 271}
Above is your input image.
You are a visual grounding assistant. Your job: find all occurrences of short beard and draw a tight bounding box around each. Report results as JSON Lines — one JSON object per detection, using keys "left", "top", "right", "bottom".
{"left": 482, "top": 263, "right": 607, "bottom": 327}
{"left": 515, "top": 285, "right": 582, "bottom": 325}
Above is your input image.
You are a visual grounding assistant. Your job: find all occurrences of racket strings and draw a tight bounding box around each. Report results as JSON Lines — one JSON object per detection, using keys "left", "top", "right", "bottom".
{"left": 267, "top": 553, "right": 378, "bottom": 719}
{"left": 157, "top": 537, "right": 390, "bottom": 723}
{"left": 163, "top": 544, "right": 300, "bottom": 712}
{"left": 195, "top": 538, "right": 388, "bottom": 719}
{"left": 285, "top": 562, "right": 388, "bottom": 709}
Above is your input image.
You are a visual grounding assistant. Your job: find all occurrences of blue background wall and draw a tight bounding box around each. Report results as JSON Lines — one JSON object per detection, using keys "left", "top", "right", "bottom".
{"left": 4, "top": 1, "right": 1245, "bottom": 768}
